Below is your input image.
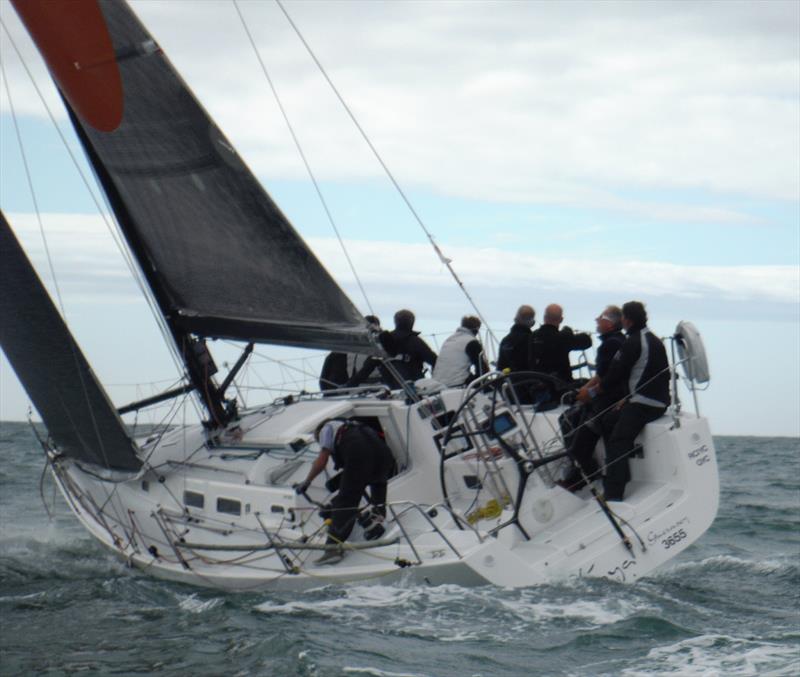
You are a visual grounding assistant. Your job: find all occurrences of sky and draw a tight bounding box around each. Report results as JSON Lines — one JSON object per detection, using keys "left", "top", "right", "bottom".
{"left": 0, "top": 0, "right": 798, "bottom": 436}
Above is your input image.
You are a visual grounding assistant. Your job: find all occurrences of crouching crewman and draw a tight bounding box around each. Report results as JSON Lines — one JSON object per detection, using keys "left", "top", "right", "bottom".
{"left": 295, "top": 418, "right": 395, "bottom": 565}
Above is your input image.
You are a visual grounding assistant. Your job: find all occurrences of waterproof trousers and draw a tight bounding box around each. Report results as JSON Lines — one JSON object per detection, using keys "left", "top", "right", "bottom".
{"left": 602, "top": 402, "right": 666, "bottom": 501}
{"left": 329, "top": 426, "right": 394, "bottom": 543}
{"left": 561, "top": 398, "right": 613, "bottom": 490}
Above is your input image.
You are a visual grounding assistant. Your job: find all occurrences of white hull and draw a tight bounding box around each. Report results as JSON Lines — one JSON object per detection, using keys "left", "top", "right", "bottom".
{"left": 48, "top": 386, "right": 719, "bottom": 591}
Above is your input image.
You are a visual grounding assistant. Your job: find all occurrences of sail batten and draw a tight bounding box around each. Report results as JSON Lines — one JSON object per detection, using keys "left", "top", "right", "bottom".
{"left": 12, "top": 0, "right": 371, "bottom": 354}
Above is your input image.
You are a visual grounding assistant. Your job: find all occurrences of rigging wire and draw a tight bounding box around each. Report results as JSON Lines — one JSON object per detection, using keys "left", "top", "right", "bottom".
{"left": 273, "top": 0, "right": 497, "bottom": 348}
{"left": 232, "top": 0, "right": 374, "bottom": 317}
{"left": 0, "top": 47, "right": 120, "bottom": 468}
{"left": 0, "top": 19, "right": 202, "bottom": 424}
{"left": 0, "top": 66, "right": 64, "bottom": 314}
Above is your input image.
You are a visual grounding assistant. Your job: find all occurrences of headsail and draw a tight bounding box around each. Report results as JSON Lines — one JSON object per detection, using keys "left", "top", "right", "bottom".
{"left": 0, "top": 212, "right": 141, "bottom": 473}
{"left": 11, "top": 0, "right": 371, "bottom": 355}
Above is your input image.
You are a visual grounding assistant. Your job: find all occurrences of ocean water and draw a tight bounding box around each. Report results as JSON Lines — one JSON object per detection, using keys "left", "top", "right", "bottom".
{"left": 0, "top": 422, "right": 797, "bottom": 676}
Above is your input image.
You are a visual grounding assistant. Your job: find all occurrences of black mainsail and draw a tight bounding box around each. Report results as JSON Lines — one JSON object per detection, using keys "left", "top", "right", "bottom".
{"left": 12, "top": 0, "right": 373, "bottom": 423}
{"left": 0, "top": 212, "right": 142, "bottom": 473}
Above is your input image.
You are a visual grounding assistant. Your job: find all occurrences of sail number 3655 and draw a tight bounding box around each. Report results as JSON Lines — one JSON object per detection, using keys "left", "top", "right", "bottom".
{"left": 661, "top": 528, "right": 687, "bottom": 549}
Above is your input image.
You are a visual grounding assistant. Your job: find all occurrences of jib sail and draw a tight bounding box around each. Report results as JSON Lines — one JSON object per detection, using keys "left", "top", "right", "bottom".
{"left": 0, "top": 211, "right": 141, "bottom": 473}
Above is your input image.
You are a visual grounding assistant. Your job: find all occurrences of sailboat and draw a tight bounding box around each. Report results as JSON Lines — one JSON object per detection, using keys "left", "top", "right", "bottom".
{"left": 1, "top": 0, "right": 718, "bottom": 591}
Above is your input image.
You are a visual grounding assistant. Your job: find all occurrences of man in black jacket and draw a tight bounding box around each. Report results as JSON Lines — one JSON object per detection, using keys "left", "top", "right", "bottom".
{"left": 498, "top": 305, "right": 535, "bottom": 372}
{"left": 532, "top": 304, "right": 592, "bottom": 383}
{"left": 575, "top": 301, "right": 671, "bottom": 501}
{"left": 319, "top": 352, "right": 348, "bottom": 392}
{"left": 497, "top": 305, "right": 536, "bottom": 403}
{"left": 378, "top": 309, "right": 437, "bottom": 387}
{"left": 295, "top": 419, "right": 395, "bottom": 565}
{"left": 559, "top": 305, "right": 626, "bottom": 490}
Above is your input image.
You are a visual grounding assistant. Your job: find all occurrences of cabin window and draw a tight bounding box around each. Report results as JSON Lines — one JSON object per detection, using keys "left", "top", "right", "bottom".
{"left": 184, "top": 490, "right": 204, "bottom": 509}
{"left": 271, "top": 505, "right": 285, "bottom": 514}
{"left": 217, "top": 497, "right": 241, "bottom": 516}
{"left": 141, "top": 480, "right": 149, "bottom": 492}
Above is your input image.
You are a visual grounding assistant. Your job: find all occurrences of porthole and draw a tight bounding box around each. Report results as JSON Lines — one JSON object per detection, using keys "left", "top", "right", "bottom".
{"left": 217, "top": 497, "right": 241, "bottom": 516}
{"left": 184, "top": 490, "right": 204, "bottom": 509}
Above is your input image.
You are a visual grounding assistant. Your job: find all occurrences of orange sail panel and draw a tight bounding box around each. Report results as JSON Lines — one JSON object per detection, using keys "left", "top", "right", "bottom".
{"left": 11, "top": 0, "right": 123, "bottom": 132}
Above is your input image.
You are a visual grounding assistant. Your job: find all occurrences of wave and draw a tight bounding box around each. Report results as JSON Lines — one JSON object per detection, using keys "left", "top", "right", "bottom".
{"left": 176, "top": 592, "right": 225, "bottom": 614}
{"left": 0, "top": 530, "right": 127, "bottom": 585}
{"left": 254, "top": 581, "right": 659, "bottom": 646}
{"left": 620, "top": 634, "right": 800, "bottom": 677}
{"left": 657, "top": 554, "right": 798, "bottom": 579}
{"left": 343, "top": 668, "right": 431, "bottom": 677}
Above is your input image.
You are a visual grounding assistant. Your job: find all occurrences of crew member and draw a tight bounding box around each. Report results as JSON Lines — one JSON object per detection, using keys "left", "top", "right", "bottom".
{"left": 432, "top": 315, "right": 489, "bottom": 387}
{"left": 295, "top": 418, "right": 395, "bottom": 565}
{"left": 319, "top": 352, "right": 348, "bottom": 392}
{"left": 497, "top": 305, "right": 536, "bottom": 403}
{"left": 575, "top": 301, "right": 670, "bottom": 501}
{"left": 559, "top": 305, "right": 625, "bottom": 490}
{"left": 378, "top": 309, "right": 437, "bottom": 387}
{"left": 532, "top": 303, "right": 592, "bottom": 383}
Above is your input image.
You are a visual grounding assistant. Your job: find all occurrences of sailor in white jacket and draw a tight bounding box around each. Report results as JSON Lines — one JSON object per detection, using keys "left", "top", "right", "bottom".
{"left": 432, "top": 316, "right": 489, "bottom": 387}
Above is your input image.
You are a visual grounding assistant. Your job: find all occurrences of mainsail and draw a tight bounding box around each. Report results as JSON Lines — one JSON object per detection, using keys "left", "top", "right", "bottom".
{"left": 11, "top": 0, "right": 371, "bottom": 355}
{"left": 0, "top": 212, "right": 141, "bottom": 473}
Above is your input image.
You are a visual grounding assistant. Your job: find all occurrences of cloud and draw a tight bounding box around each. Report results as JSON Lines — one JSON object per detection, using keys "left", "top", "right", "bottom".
{"left": 1, "top": 0, "right": 797, "bottom": 218}
{"left": 5, "top": 213, "right": 144, "bottom": 303}
{"left": 7, "top": 213, "right": 797, "bottom": 309}
{"left": 308, "top": 237, "right": 800, "bottom": 306}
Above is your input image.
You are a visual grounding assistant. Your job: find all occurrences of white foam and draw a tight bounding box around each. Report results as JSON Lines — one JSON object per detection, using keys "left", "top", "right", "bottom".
{"left": 176, "top": 593, "right": 224, "bottom": 614}
{"left": 254, "top": 584, "right": 444, "bottom": 617}
{"left": 255, "top": 582, "right": 655, "bottom": 645}
{"left": 622, "top": 634, "right": 800, "bottom": 676}
{"left": 0, "top": 591, "right": 47, "bottom": 603}
{"left": 343, "top": 667, "right": 431, "bottom": 677}
{"left": 498, "top": 596, "right": 647, "bottom": 626}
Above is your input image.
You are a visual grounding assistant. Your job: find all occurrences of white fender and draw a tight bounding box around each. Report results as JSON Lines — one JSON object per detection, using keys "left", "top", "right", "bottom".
{"left": 674, "top": 321, "right": 710, "bottom": 384}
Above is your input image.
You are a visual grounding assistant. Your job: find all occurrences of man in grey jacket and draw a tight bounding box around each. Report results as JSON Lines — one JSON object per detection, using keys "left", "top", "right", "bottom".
{"left": 432, "top": 316, "right": 489, "bottom": 387}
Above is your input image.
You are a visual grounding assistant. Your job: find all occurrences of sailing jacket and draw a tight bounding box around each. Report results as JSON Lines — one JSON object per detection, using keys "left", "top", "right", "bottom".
{"left": 320, "top": 420, "right": 393, "bottom": 476}
{"left": 379, "top": 329, "right": 437, "bottom": 383}
{"left": 532, "top": 324, "right": 592, "bottom": 382}
{"left": 432, "top": 327, "right": 487, "bottom": 387}
{"left": 601, "top": 326, "right": 671, "bottom": 408}
{"left": 595, "top": 329, "right": 625, "bottom": 377}
{"left": 319, "top": 352, "right": 348, "bottom": 390}
{"left": 497, "top": 323, "right": 534, "bottom": 372}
